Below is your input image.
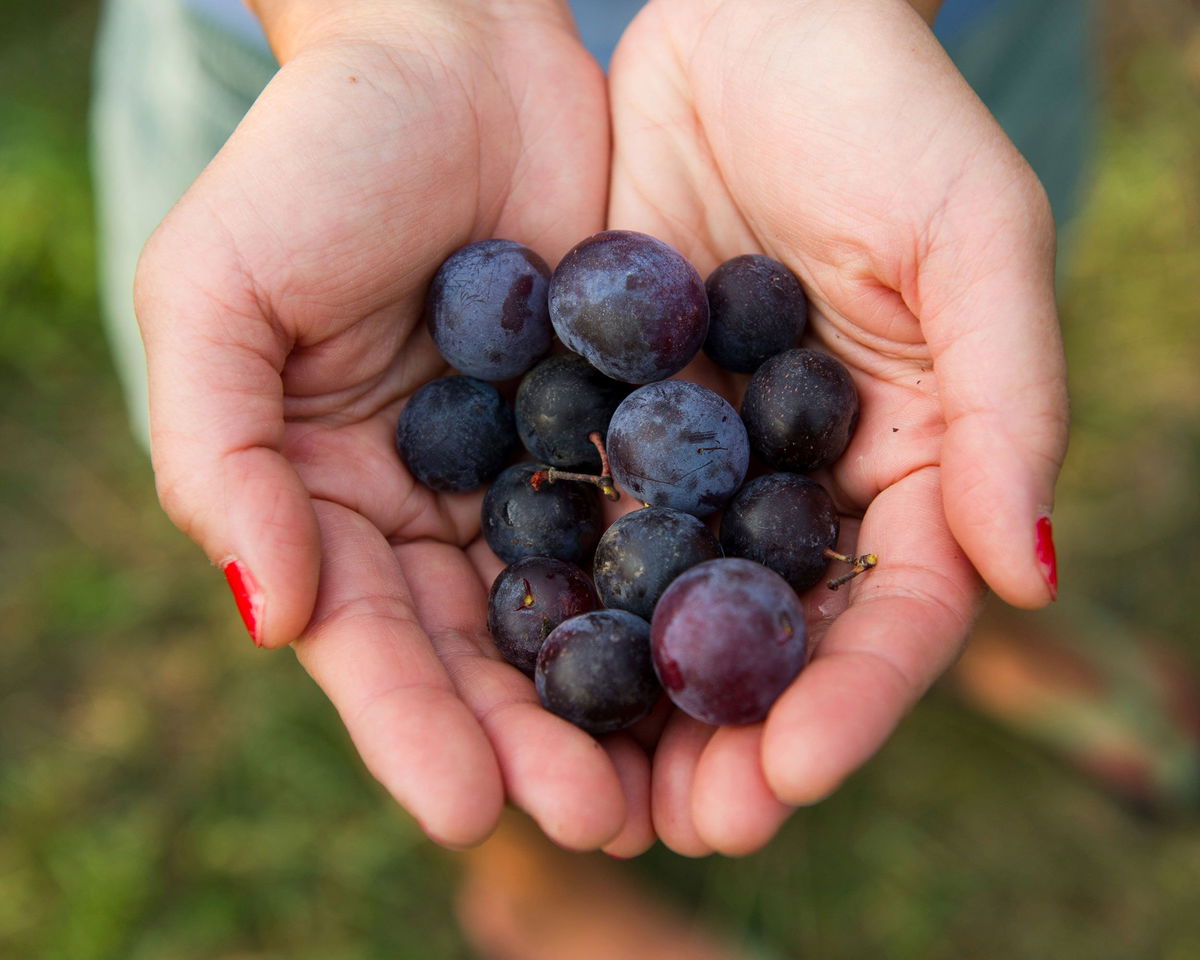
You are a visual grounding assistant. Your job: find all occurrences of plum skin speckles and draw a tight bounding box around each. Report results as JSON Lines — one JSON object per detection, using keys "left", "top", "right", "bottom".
{"left": 426, "top": 239, "right": 553, "bottom": 381}
{"left": 704, "top": 254, "right": 808, "bottom": 373}
{"left": 720, "top": 473, "right": 839, "bottom": 592}
{"left": 394, "top": 375, "right": 517, "bottom": 492}
{"left": 650, "top": 558, "right": 808, "bottom": 726}
{"left": 606, "top": 380, "right": 749, "bottom": 517}
{"left": 536, "top": 609, "right": 661, "bottom": 735}
{"left": 481, "top": 463, "right": 603, "bottom": 566}
{"left": 487, "top": 557, "right": 600, "bottom": 676}
{"left": 515, "top": 353, "right": 631, "bottom": 470}
{"left": 548, "top": 230, "right": 709, "bottom": 384}
{"left": 741, "top": 348, "right": 860, "bottom": 473}
{"left": 593, "top": 507, "right": 723, "bottom": 621}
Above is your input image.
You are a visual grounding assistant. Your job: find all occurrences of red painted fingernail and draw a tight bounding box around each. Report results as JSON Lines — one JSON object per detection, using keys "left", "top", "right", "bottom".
{"left": 222, "top": 559, "right": 262, "bottom": 646}
{"left": 1035, "top": 515, "right": 1058, "bottom": 601}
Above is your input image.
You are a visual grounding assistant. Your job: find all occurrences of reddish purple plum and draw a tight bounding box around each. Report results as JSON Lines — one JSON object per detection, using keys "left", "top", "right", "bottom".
{"left": 487, "top": 557, "right": 600, "bottom": 676}
{"left": 549, "top": 231, "right": 708, "bottom": 384}
{"left": 651, "top": 559, "right": 808, "bottom": 726}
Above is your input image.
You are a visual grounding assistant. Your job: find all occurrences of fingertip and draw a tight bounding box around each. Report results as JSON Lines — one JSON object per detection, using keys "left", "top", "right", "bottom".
{"left": 502, "top": 710, "right": 628, "bottom": 852}
{"left": 402, "top": 706, "right": 505, "bottom": 849}
{"left": 599, "top": 735, "right": 657, "bottom": 859}
{"left": 422, "top": 806, "right": 503, "bottom": 852}
{"left": 692, "top": 724, "right": 794, "bottom": 857}
{"left": 355, "top": 689, "right": 507, "bottom": 850}
{"left": 942, "top": 424, "right": 1061, "bottom": 610}
{"left": 650, "top": 713, "right": 716, "bottom": 858}
{"left": 221, "top": 449, "right": 321, "bottom": 648}
{"left": 760, "top": 657, "right": 903, "bottom": 808}
{"left": 761, "top": 742, "right": 845, "bottom": 809}
{"left": 761, "top": 690, "right": 846, "bottom": 807}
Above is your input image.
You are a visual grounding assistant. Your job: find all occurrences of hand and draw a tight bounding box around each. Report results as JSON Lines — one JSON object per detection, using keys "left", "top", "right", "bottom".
{"left": 608, "top": 0, "right": 1068, "bottom": 855}
{"left": 135, "top": 0, "right": 653, "bottom": 853}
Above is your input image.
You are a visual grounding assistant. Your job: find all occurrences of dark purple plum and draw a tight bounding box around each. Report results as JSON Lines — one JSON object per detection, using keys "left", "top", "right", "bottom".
{"left": 426, "top": 239, "right": 552, "bottom": 381}
{"left": 741, "top": 348, "right": 859, "bottom": 473}
{"left": 536, "top": 610, "right": 660, "bottom": 735}
{"left": 394, "top": 376, "right": 517, "bottom": 492}
{"left": 607, "top": 380, "right": 748, "bottom": 517}
{"left": 704, "top": 254, "right": 808, "bottom": 373}
{"left": 651, "top": 558, "right": 807, "bottom": 726}
{"left": 515, "top": 353, "right": 631, "bottom": 470}
{"left": 548, "top": 231, "right": 708, "bottom": 384}
{"left": 487, "top": 557, "right": 600, "bottom": 676}
{"left": 482, "top": 463, "right": 602, "bottom": 565}
{"left": 720, "top": 474, "right": 839, "bottom": 592}
{"left": 593, "top": 507, "right": 722, "bottom": 621}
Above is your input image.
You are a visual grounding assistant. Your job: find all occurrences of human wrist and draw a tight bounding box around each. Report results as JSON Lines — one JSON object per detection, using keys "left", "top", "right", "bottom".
{"left": 245, "top": 0, "right": 573, "bottom": 62}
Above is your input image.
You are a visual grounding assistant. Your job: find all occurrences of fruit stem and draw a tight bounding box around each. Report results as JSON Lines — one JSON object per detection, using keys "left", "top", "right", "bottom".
{"left": 587, "top": 432, "right": 612, "bottom": 480}
{"left": 529, "top": 435, "right": 620, "bottom": 502}
{"left": 823, "top": 548, "right": 879, "bottom": 590}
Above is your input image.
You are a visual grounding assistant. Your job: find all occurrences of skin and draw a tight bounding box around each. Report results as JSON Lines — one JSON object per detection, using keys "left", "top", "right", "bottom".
{"left": 136, "top": 0, "right": 646, "bottom": 852}
{"left": 135, "top": 0, "right": 1066, "bottom": 857}
{"left": 608, "top": 0, "right": 1067, "bottom": 855}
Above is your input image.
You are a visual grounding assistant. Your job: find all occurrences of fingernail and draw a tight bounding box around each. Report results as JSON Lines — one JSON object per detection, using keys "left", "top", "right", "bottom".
{"left": 222, "top": 559, "right": 263, "bottom": 646}
{"left": 1034, "top": 515, "right": 1058, "bottom": 601}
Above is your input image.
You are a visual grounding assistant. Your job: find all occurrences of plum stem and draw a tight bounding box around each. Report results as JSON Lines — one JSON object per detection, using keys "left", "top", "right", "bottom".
{"left": 587, "top": 432, "right": 614, "bottom": 485}
{"left": 529, "top": 434, "right": 620, "bottom": 501}
{"left": 824, "top": 548, "right": 879, "bottom": 590}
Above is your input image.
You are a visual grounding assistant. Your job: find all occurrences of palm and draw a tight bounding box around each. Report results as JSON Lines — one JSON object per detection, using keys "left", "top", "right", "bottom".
{"left": 607, "top": 0, "right": 1063, "bottom": 854}
{"left": 140, "top": 16, "right": 650, "bottom": 850}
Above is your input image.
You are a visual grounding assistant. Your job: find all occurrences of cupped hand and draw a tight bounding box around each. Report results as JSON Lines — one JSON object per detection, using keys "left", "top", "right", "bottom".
{"left": 607, "top": 0, "right": 1068, "bottom": 855}
{"left": 135, "top": 0, "right": 654, "bottom": 853}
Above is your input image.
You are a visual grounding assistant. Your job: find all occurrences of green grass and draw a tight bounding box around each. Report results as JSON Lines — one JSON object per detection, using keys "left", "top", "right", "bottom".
{"left": 2, "top": 1, "right": 1200, "bottom": 958}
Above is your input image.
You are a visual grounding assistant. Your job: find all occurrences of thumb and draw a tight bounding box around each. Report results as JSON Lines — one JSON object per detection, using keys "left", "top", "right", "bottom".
{"left": 135, "top": 211, "right": 320, "bottom": 649}
{"left": 919, "top": 170, "right": 1068, "bottom": 608}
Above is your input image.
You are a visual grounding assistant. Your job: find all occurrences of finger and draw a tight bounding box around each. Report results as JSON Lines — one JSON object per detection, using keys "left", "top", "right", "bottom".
{"left": 917, "top": 158, "right": 1068, "bottom": 609}
{"left": 632, "top": 0, "right": 1067, "bottom": 606}
{"left": 627, "top": 695, "right": 674, "bottom": 755}
{"left": 132, "top": 43, "right": 492, "bottom": 650}
{"left": 293, "top": 500, "right": 504, "bottom": 846}
{"left": 600, "top": 735, "right": 656, "bottom": 859}
{"left": 763, "top": 466, "right": 982, "bottom": 805}
{"left": 396, "top": 540, "right": 628, "bottom": 852}
{"left": 137, "top": 215, "right": 318, "bottom": 649}
{"left": 650, "top": 711, "right": 716, "bottom": 857}
{"left": 282, "top": 416, "right": 485, "bottom": 548}
{"left": 691, "top": 724, "right": 794, "bottom": 857}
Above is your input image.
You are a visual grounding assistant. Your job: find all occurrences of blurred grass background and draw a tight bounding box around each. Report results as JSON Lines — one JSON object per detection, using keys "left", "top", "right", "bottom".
{"left": 2, "top": 1, "right": 1199, "bottom": 958}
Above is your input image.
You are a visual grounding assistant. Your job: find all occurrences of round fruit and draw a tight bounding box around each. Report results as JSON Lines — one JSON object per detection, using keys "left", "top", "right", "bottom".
{"left": 607, "top": 380, "right": 748, "bottom": 517}
{"left": 426, "top": 239, "right": 552, "bottom": 381}
{"left": 593, "top": 507, "right": 722, "bottom": 621}
{"left": 548, "top": 230, "right": 708, "bottom": 384}
{"left": 482, "top": 463, "right": 603, "bottom": 565}
{"left": 536, "top": 609, "right": 660, "bottom": 735}
{"left": 651, "top": 558, "right": 808, "bottom": 726}
{"left": 704, "top": 254, "right": 808, "bottom": 373}
{"left": 515, "top": 353, "right": 630, "bottom": 470}
{"left": 487, "top": 557, "right": 600, "bottom": 676}
{"left": 720, "top": 473, "right": 839, "bottom": 592}
{"left": 741, "top": 348, "right": 859, "bottom": 473}
{"left": 394, "top": 376, "right": 517, "bottom": 492}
